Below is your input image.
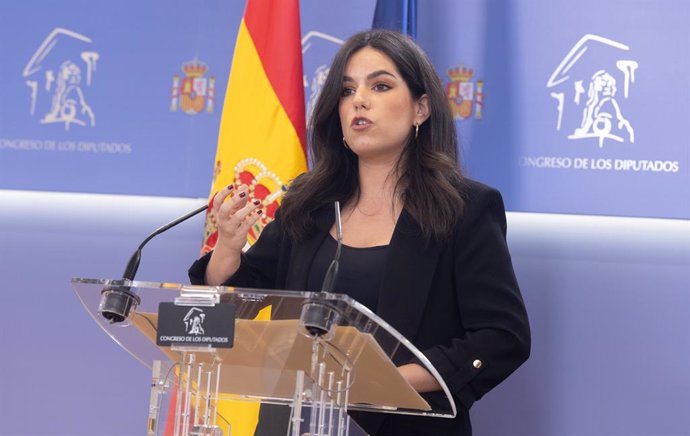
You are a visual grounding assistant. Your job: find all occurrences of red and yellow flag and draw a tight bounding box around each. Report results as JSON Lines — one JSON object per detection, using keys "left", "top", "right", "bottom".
{"left": 201, "top": 0, "right": 305, "bottom": 433}
{"left": 164, "top": 1, "right": 305, "bottom": 435}
{"left": 202, "top": 0, "right": 308, "bottom": 253}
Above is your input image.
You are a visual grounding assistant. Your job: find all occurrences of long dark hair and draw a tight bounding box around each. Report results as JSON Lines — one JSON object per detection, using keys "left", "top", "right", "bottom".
{"left": 281, "top": 29, "right": 466, "bottom": 242}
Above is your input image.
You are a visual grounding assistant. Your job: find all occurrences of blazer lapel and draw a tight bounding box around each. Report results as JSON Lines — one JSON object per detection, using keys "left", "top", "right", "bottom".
{"left": 285, "top": 207, "right": 333, "bottom": 291}
{"left": 376, "top": 210, "right": 442, "bottom": 342}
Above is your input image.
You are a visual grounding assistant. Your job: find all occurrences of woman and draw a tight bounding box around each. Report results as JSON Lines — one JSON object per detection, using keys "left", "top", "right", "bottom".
{"left": 190, "top": 29, "right": 530, "bottom": 436}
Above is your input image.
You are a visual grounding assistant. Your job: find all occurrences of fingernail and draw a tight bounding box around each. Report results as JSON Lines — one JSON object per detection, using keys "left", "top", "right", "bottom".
{"left": 239, "top": 192, "right": 246, "bottom": 198}
{"left": 253, "top": 199, "right": 261, "bottom": 205}
{"left": 227, "top": 185, "right": 234, "bottom": 190}
{"left": 256, "top": 209, "right": 263, "bottom": 215}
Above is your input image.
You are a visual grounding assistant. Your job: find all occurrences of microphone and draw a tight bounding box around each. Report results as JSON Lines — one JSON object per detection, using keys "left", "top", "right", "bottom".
{"left": 122, "top": 204, "right": 209, "bottom": 281}
{"left": 98, "top": 203, "right": 209, "bottom": 324}
{"left": 300, "top": 201, "right": 344, "bottom": 338}
{"left": 320, "top": 201, "right": 343, "bottom": 293}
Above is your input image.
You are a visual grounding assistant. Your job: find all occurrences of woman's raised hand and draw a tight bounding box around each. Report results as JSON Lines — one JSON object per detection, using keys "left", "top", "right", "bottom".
{"left": 212, "top": 184, "right": 263, "bottom": 252}
{"left": 205, "top": 184, "right": 263, "bottom": 285}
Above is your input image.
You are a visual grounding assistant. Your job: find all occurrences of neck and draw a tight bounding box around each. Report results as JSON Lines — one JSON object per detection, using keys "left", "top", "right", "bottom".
{"left": 353, "top": 158, "right": 401, "bottom": 215}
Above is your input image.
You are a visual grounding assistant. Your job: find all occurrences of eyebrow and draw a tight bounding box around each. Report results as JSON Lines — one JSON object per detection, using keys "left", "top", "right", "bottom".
{"left": 342, "top": 70, "right": 397, "bottom": 82}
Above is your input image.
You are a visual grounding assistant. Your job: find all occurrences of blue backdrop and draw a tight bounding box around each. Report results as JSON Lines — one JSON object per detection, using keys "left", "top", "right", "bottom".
{"left": 1, "top": 0, "right": 686, "bottom": 219}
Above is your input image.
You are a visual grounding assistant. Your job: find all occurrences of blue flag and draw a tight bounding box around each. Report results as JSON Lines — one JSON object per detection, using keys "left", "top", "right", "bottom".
{"left": 372, "top": 0, "right": 417, "bottom": 38}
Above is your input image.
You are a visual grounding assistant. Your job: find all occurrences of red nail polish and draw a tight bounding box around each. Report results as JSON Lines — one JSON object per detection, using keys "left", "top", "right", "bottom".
{"left": 256, "top": 209, "right": 263, "bottom": 215}
{"left": 239, "top": 192, "right": 246, "bottom": 198}
{"left": 253, "top": 199, "right": 261, "bottom": 205}
{"left": 227, "top": 184, "right": 234, "bottom": 190}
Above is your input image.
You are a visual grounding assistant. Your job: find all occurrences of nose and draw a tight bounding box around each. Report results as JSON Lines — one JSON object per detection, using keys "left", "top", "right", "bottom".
{"left": 352, "top": 87, "right": 368, "bottom": 110}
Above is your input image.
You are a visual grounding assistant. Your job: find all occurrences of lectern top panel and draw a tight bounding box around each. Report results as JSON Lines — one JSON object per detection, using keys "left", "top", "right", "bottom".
{"left": 72, "top": 277, "right": 456, "bottom": 418}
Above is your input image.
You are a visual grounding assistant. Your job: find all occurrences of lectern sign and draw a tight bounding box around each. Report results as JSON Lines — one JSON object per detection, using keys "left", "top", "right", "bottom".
{"left": 156, "top": 302, "right": 235, "bottom": 348}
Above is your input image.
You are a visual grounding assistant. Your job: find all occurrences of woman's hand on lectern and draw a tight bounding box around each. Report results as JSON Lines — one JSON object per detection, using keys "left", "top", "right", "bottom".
{"left": 398, "top": 363, "right": 442, "bottom": 393}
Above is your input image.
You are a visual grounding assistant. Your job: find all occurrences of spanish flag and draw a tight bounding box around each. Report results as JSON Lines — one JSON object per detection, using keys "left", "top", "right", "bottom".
{"left": 165, "top": 1, "right": 305, "bottom": 435}
{"left": 201, "top": 0, "right": 307, "bottom": 253}
{"left": 198, "top": 0, "right": 306, "bottom": 432}
{"left": 207, "top": 0, "right": 306, "bottom": 429}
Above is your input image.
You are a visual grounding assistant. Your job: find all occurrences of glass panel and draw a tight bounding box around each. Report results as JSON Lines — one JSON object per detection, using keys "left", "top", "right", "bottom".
{"left": 72, "top": 277, "right": 456, "bottom": 419}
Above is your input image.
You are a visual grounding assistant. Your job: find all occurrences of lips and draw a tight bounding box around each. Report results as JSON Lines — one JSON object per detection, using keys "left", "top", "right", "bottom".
{"left": 350, "top": 116, "right": 372, "bottom": 130}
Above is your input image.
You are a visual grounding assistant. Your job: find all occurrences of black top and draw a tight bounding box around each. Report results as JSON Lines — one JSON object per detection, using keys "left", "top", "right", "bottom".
{"left": 306, "top": 234, "right": 389, "bottom": 312}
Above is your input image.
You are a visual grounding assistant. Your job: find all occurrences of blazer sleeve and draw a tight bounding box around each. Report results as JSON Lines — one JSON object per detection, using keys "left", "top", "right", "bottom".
{"left": 188, "top": 209, "right": 287, "bottom": 289}
{"left": 423, "top": 185, "right": 531, "bottom": 409}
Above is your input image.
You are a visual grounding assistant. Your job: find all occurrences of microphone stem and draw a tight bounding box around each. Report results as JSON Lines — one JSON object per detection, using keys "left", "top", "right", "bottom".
{"left": 123, "top": 203, "right": 209, "bottom": 280}
{"left": 320, "top": 201, "right": 343, "bottom": 293}
{"left": 136, "top": 204, "right": 208, "bottom": 251}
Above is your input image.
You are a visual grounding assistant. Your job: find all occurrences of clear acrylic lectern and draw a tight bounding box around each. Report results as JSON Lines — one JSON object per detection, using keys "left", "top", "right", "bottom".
{"left": 72, "top": 278, "right": 456, "bottom": 436}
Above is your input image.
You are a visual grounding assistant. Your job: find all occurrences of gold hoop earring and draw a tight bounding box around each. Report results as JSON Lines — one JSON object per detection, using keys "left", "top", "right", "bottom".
{"left": 414, "top": 122, "right": 419, "bottom": 139}
{"left": 342, "top": 136, "right": 351, "bottom": 150}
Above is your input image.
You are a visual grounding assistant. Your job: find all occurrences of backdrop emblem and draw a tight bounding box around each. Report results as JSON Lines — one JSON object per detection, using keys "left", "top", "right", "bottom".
{"left": 23, "top": 27, "right": 99, "bottom": 131}
{"left": 547, "top": 34, "right": 639, "bottom": 148}
{"left": 170, "top": 59, "right": 216, "bottom": 115}
{"left": 445, "top": 65, "right": 484, "bottom": 120}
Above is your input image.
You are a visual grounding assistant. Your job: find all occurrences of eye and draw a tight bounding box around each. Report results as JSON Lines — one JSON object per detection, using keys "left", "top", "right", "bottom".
{"left": 373, "top": 83, "right": 391, "bottom": 92}
{"left": 341, "top": 87, "right": 355, "bottom": 97}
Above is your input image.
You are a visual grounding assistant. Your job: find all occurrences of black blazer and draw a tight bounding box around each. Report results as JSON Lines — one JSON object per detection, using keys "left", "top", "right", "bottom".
{"left": 189, "top": 179, "right": 531, "bottom": 436}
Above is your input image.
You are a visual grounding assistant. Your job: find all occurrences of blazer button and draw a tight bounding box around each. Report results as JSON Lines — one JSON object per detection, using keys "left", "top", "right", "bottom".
{"left": 472, "top": 359, "right": 482, "bottom": 369}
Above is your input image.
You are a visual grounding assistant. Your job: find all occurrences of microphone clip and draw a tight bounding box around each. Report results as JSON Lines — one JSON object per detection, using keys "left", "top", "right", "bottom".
{"left": 300, "top": 297, "right": 341, "bottom": 339}
{"left": 98, "top": 284, "right": 140, "bottom": 324}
